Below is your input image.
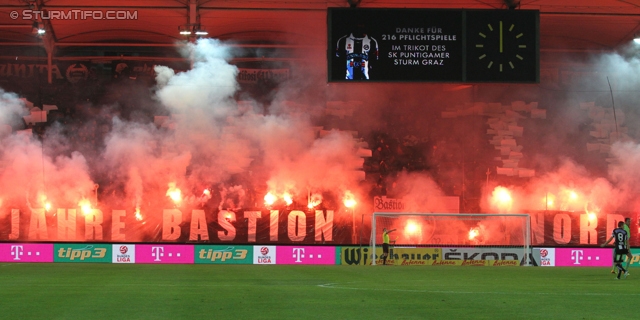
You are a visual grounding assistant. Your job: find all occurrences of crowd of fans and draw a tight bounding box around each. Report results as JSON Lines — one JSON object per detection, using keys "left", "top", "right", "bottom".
{"left": 365, "top": 131, "right": 429, "bottom": 197}
{"left": 3, "top": 72, "right": 505, "bottom": 212}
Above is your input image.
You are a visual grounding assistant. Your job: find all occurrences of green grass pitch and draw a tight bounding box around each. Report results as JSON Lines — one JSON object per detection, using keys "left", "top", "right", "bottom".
{"left": 0, "top": 264, "right": 636, "bottom": 319}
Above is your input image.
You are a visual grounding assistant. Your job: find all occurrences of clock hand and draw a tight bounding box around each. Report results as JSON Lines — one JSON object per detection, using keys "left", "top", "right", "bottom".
{"left": 499, "top": 21, "right": 503, "bottom": 53}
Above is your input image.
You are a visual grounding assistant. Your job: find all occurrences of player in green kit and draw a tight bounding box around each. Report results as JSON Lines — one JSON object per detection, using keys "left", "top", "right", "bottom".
{"left": 624, "top": 218, "right": 632, "bottom": 272}
{"left": 381, "top": 228, "right": 396, "bottom": 265}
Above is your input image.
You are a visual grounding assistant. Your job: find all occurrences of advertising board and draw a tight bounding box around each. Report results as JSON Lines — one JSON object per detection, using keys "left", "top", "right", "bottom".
{"left": 253, "top": 245, "right": 276, "bottom": 264}
{"left": 195, "top": 245, "right": 253, "bottom": 264}
{"left": 112, "top": 244, "right": 135, "bottom": 263}
{"left": 54, "top": 243, "right": 111, "bottom": 263}
{"left": 276, "top": 246, "right": 336, "bottom": 265}
{"left": 136, "top": 244, "right": 194, "bottom": 264}
{"left": 0, "top": 243, "right": 53, "bottom": 263}
{"left": 555, "top": 248, "right": 610, "bottom": 267}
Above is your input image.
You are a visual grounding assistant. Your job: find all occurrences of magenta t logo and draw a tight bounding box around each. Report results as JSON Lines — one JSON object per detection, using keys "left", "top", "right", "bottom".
{"left": 10, "top": 245, "right": 23, "bottom": 261}
{"left": 571, "top": 250, "right": 583, "bottom": 265}
{"left": 151, "top": 246, "right": 164, "bottom": 261}
{"left": 292, "top": 248, "right": 305, "bottom": 263}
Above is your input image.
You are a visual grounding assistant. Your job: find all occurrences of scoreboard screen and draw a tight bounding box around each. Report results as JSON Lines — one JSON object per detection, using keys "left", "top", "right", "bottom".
{"left": 327, "top": 8, "right": 539, "bottom": 83}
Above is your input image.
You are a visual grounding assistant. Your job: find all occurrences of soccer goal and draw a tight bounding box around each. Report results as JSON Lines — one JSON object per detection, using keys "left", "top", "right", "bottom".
{"left": 370, "top": 212, "right": 531, "bottom": 265}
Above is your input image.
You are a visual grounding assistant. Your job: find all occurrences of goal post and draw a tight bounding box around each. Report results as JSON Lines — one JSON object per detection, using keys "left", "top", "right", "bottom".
{"left": 370, "top": 212, "right": 531, "bottom": 266}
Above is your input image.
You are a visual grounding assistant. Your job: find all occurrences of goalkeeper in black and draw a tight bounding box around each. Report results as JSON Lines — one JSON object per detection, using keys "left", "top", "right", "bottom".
{"left": 601, "top": 221, "right": 629, "bottom": 279}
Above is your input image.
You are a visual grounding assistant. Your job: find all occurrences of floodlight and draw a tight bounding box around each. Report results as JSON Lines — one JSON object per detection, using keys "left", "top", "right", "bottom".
{"left": 32, "top": 21, "right": 45, "bottom": 35}
{"left": 178, "top": 26, "right": 192, "bottom": 35}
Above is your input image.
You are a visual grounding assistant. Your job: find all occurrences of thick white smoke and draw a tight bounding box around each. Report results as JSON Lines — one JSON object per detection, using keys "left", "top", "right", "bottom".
{"left": 94, "top": 38, "right": 365, "bottom": 228}
{"left": 0, "top": 93, "right": 95, "bottom": 214}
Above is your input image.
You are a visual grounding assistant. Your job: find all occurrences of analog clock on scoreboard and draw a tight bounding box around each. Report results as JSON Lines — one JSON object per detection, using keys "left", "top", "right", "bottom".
{"left": 465, "top": 10, "right": 539, "bottom": 82}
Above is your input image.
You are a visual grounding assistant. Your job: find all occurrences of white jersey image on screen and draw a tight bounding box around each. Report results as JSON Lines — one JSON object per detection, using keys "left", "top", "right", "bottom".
{"left": 335, "top": 33, "right": 379, "bottom": 80}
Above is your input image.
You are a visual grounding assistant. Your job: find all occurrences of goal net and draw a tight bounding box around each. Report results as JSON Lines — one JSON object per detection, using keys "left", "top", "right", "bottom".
{"left": 370, "top": 212, "right": 531, "bottom": 266}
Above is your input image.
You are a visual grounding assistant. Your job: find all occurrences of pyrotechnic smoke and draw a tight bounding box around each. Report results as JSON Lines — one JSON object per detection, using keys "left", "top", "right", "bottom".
{"left": 5, "top": 30, "right": 640, "bottom": 244}
{"left": 0, "top": 93, "right": 95, "bottom": 214}
{"left": 473, "top": 47, "right": 640, "bottom": 214}
{"left": 0, "top": 89, "right": 28, "bottom": 128}
{"left": 390, "top": 172, "right": 448, "bottom": 212}
{"left": 97, "top": 38, "right": 365, "bottom": 239}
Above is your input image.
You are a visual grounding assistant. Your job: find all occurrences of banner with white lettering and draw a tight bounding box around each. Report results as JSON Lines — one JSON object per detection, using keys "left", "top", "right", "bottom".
{"left": 530, "top": 211, "right": 636, "bottom": 246}
{"left": 0, "top": 206, "right": 636, "bottom": 246}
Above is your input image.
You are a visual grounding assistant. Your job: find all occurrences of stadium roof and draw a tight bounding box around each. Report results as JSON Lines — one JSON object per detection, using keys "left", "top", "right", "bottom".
{"left": 1, "top": 0, "right": 640, "bottom": 59}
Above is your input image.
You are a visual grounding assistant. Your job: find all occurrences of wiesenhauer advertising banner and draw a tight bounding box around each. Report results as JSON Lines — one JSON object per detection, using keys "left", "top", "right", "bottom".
{"left": 112, "top": 244, "right": 135, "bottom": 263}
{"left": 555, "top": 248, "right": 610, "bottom": 267}
{"left": 341, "top": 246, "right": 375, "bottom": 266}
{"left": 0, "top": 243, "right": 53, "bottom": 263}
{"left": 54, "top": 243, "right": 111, "bottom": 263}
{"left": 340, "top": 246, "right": 440, "bottom": 266}
{"left": 391, "top": 247, "right": 441, "bottom": 266}
{"left": 195, "top": 245, "right": 253, "bottom": 264}
{"left": 276, "top": 246, "right": 337, "bottom": 265}
{"left": 136, "top": 244, "right": 194, "bottom": 264}
{"left": 431, "top": 259, "right": 519, "bottom": 266}
{"left": 341, "top": 246, "right": 396, "bottom": 265}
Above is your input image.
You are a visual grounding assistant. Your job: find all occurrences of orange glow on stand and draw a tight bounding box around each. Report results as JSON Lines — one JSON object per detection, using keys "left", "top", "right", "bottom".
{"left": 79, "top": 198, "right": 92, "bottom": 215}
{"left": 166, "top": 183, "right": 182, "bottom": 205}
{"left": 469, "top": 228, "right": 479, "bottom": 241}
{"left": 491, "top": 186, "right": 513, "bottom": 212}
{"left": 283, "top": 192, "right": 293, "bottom": 206}
{"left": 264, "top": 192, "right": 276, "bottom": 206}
